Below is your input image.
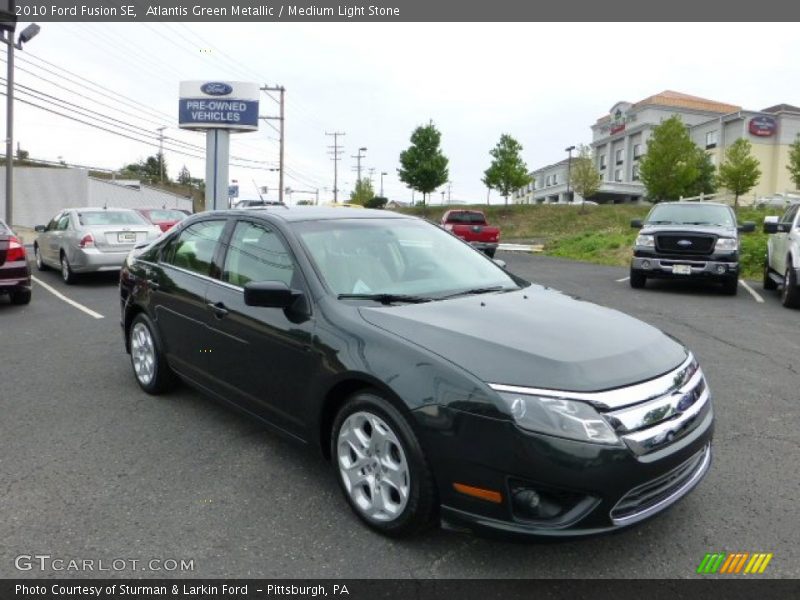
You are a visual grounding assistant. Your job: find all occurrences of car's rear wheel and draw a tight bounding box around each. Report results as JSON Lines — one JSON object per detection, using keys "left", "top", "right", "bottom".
{"left": 60, "top": 253, "right": 76, "bottom": 285}
{"left": 629, "top": 270, "right": 646, "bottom": 289}
{"left": 484, "top": 248, "right": 496, "bottom": 258}
{"left": 721, "top": 276, "right": 739, "bottom": 295}
{"left": 763, "top": 260, "right": 777, "bottom": 290}
{"left": 129, "top": 313, "right": 177, "bottom": 394}
{"left": 34, "top": 245, "right": 47, "bottom": 271}
{"left": 331, "top": 392, "right": 436, "bottom": 537}
{"left": 10, "top": 289, "right": 31, "bottom": 305}
{"left": 781, "top": 267, "right": 800, "bottom": 308}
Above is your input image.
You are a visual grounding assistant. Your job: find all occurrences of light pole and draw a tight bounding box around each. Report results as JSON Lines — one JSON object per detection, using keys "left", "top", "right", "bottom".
{"left": 1, "top": 13, "right": 40, "bottom": 226}
{"left": 352, "top": 147, "right": 367, "bottom": 183}
{"left": 564, "top": 145, "right": 576, "bottom": 204}
{"left": 380, "top": 171, "right": 387, "bottom": 197}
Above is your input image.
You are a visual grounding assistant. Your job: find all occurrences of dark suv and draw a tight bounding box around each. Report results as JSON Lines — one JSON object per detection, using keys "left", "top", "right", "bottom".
{"left": 630, "top": 202, "right": 755, "bottom": 295}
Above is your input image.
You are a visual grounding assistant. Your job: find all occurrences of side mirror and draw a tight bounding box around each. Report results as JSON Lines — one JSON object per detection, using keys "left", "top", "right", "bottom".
{"left": 493, "top": 258, "right": 507, "bottom": 269}
{"left": 244, "top": 280, "right": 303, "bottom": 309}
{"left": 34, "top": 225, "right": 46, "bottom": 233}
{"left": 630, "top": 219, "right": 643, "bottom": 229}
{"left": 738, "top": 221, "right": 755, "bottom": 233}
{"left": 763, "top": 216, "right": 779, "bottom": 234}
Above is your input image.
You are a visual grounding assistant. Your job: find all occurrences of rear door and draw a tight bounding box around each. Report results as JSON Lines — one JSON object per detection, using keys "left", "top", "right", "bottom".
{"left": 203, "top": 218, "right": 317, "bottom": 437}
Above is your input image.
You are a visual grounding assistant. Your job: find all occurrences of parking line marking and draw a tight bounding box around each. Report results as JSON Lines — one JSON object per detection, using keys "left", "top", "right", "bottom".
{"left": 739, "top": 280, "right": 764, "bottom": 304}
{"left": 31, "top": 276, "right": 105, "bottom": 319}
{"left": 616, "top": 276, "right": 630, "bottom": 282}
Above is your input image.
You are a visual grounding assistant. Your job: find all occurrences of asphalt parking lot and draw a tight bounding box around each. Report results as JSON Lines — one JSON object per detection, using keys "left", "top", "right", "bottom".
{"left": 1, "top": 252, "right": 798, "bottom": 579}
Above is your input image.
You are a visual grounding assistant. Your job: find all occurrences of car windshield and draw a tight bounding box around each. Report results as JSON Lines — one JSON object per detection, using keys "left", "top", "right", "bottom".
{"left": 78, "top": 211, "right": 148, "bottom": 226}
{"left": 645, "top": 204, "right": 735, "bottom": 227}
{"left": 447, "top": 212, "right": 486, "bottom": 224}
{"left": 147, "top": 209, "right": 186, "bottom": 222}
{"left": 294, "top": 218, "right": 522, "bottom": 299}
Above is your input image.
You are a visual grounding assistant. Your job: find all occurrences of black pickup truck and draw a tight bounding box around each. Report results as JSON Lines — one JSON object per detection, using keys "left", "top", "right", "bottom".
{"left": 629, "top": 201, "right": 755, "bottom": 295}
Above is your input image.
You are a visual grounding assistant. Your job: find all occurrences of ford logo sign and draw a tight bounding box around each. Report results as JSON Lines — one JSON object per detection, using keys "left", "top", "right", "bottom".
{"left": 201, "top": 82, "right": 233, "bottom": 96}
{"left": 677, "top": 240, "right": 693, "bottom": 247}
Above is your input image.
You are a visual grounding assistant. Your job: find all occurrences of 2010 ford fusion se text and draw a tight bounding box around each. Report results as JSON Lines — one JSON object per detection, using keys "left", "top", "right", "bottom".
{"left": 119, "top": 207, "right": 713, "bottom": 537}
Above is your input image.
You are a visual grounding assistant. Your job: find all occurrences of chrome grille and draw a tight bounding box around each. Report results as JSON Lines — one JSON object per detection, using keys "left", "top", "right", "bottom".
{"left": 656, "top": 234, "right": 716, "bottom": 255}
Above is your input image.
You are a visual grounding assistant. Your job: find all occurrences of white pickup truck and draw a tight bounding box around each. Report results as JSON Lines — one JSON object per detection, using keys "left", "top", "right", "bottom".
{"left": 763, "top": 203, "right": 800, "bottom": 308}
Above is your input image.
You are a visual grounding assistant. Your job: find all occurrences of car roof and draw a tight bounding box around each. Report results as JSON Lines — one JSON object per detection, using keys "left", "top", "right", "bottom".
{"left": 199, "top": 206, "right": 412, "bottom": 223}
{"left": 655, "top": 201, "right": 730, "bottom": 208}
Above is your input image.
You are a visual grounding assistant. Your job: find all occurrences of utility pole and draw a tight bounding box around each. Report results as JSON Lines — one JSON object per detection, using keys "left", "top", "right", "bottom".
{"left": 565, "top": 145, "right": 576, "bottom": 203}
{"left": 447, "top": 181, "right": 452, "bottom": 204}
{"left": 156, "top": 126, "right": 166, "bottom": 183}
{"left": 380, "top": 171, "right": 387, "bottom": 197}
{"left": 261, "top": 85, "right": 285, "bottom": 203}
{"left": 352, "top": 147, "right": 367, "bottom": 184}
{"left": 367, "top": 167, "right": 375, "bottom": 186}
{"left": 325, "top": 131, "right": 345, "bottom": 203}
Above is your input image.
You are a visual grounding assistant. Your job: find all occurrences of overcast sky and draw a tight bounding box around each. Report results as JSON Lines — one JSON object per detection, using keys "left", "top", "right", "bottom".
{"left": 9, "top": 22, "right": 800, "bottom": 204}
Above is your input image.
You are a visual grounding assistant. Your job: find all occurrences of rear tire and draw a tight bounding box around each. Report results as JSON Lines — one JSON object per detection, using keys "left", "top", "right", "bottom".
{"left": 781, "top": 267, "right": 800, "bottom": 308}
{"left": 128, "top": 313, "right": 177, "bottom": 394}
{"left": 763, "top": 259, "right": 777, "bottom": 291}
{"left": 10, "top": 289, "right": 31, "bottom": 305}
{"left": 721, "top": 276, "right": 739, "bottom": 296}
{"left": 331, "top": 391, "right": 437, "bottom": 537}
{"left": 34, "top": 244, "right": 47, "bottom": 271}
{"left": 629, "top": 270, "right": 646, "bottom": 289}
{"left": 484, "top": 248, "right": 496, "bottom": 258}
{"left": 60, "top": 253, "right": 76, "bottom": 285}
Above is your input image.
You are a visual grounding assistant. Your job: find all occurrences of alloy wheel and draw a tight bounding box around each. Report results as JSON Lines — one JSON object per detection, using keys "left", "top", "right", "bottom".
{"left": 336, "top": 411, "right": 410, "bottom": 522}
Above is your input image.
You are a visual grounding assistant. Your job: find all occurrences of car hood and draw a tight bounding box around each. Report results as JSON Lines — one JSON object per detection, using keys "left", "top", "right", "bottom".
{"left": 358, "top": 287, "right": 687, "bottom": 392}
{"left": 640, "top": 224, "right": 737, "bottom": 237}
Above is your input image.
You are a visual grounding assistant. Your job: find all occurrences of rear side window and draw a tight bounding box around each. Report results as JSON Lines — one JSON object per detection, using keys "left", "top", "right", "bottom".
{"left": 222, "top": 221, "right": 296, "bottom": 287}
{"left": 162, "top": 220, "right": 226, "bottom": 277}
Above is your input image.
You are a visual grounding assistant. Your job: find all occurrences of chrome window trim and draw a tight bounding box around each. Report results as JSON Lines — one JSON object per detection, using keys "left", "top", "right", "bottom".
{"left": 488, "top": 354, "right": 695, "bottom": 410}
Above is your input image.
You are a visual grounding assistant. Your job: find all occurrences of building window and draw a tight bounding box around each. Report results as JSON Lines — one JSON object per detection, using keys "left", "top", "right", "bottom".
{"left": 599, "top": 155, "right": 607, "bottom": 170}
{"left": 632, "top": 165, "right": 640, "bottom": 181}
{"left": 614, "top": 168, "right": 623, "bottom": 182}
{"left": 633, "top": 144, "right": 642, "bottom": 160}
{"left": 552, "top": 173, "right": 558, "bottom": 185}
{"left": 705, "top": 131, "right": 718, "bottom": 149}
{"left": 615, "top": 148, "right": 624, "bottom": 165}
{"left": 546, "top": 175, "right": 551, "bottom": 186}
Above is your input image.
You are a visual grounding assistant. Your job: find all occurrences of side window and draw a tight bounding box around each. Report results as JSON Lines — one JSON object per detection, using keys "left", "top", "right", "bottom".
{"left": 161, "top": 220, "right": 226, "bottom": 277}
{"left": 56, "top": 214, "right": 71, "bottom": 231}
{"left": 46, "top": 213, "right": 61, "bottom": 231}
{"left": 781, "top": 206, "right": 798, "bottom": 225}
{"left": 223, "top": 221, "right": 296, "bottom": 288}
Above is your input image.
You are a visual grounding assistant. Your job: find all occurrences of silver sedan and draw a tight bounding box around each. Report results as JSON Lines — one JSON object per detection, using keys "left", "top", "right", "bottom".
{"left": 34, "top": 208, "right": 162, "bottom": 284}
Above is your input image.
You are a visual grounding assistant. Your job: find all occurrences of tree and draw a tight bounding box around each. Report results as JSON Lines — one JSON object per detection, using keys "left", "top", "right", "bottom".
{"left": 639, "top": 115, "right": 703, "bottom": 202}
{"left": 686, "top": 150, "right": 718, "bottom": 197}
{"left": 717, "top": 138, "right": 761, "bottom": 208}
{"left": 482, "top": 134, "right": 532, "bottom": 205}
{"left": 569, "top": 144, "right": 602, "bottom": 205}
{"left": 397, "top": 121, "right": 449, "bottom": 205}
{"left": 349, "top": 178, "right": 375, "bottom": 205}
{"left": 120, "top": 153, "right": 168, "bottom": 183}
{"left": 787, "top": 135, "right": 800, "bottom": 190}
{"left": 366, "top": 196, "right": 388, "bottom": 209}
{"left": 177, "top": 164, "right": 192, "bottom": 186}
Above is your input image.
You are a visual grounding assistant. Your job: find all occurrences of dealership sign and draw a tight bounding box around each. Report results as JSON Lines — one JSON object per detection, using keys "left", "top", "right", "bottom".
{"left": 749, "top": 116, "right": 777, "bottom": 137}
{"left": 179, "top": 81, "right": 260, "bottom": 131}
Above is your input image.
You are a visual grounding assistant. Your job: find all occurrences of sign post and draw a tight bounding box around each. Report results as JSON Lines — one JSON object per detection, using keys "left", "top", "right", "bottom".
{"left": 179, "top": 81, "right": 259, "bottom": 211}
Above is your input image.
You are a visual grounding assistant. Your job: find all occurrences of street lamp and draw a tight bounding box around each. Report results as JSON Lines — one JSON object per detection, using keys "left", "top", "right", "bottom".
{"left": 564, "top": 145, "right": 576, "bottom": 204}
{"left": 380, "top": 171, "right": 387, "bottom": 197}
{"left": 1, "top": 13, "right": 40, "bottom": 226}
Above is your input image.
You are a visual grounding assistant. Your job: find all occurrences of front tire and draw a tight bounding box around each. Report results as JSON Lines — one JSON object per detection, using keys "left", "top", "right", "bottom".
{"left": 331, "top": 391, "right": 437, "bottom": 537}
{"left": 721, "top": 276, "right": 739, "bottom": 295}
{"left": 128, "top": 313, "right": 177, "bottom": 394}
{"left": 629, "top": 270, "right": 646, "bottom": 289}
{"left": 763, "top": 258, "right": 777, "bottom": 291}
{"left": 781, "top": 267, "right": 800, "bottom": 308}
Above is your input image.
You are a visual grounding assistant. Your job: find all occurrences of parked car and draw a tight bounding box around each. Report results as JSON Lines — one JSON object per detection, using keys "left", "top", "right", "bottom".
{"left": 763, "top": 204, "right": 800, "bottom": 308}
{"left": 324, "top": 202, "right": 364, "bottom": 209}
{"left": 440, "top": 209, "right": 500, "bottom": 257}
{"left": 120, "top": 208, "right": 713, "bottom": 538}
{"left": 630, "top": 201, "right": 755, "bottom": 295}
{"left": 34, "top": 208, "right": 162, "bottom": 284}
{"left": 135, "top": 208, "right": 188, "bottom": 233}
{"left": 234, "top": 199, "right": 286, "bottom": 209}
{"left": 0, "top": 219, "right": 31, "bottom": 305}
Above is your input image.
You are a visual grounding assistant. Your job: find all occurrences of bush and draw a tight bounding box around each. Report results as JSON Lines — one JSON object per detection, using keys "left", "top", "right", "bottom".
{"left": 366, "top": 196, "right": 388, "bottom": 209}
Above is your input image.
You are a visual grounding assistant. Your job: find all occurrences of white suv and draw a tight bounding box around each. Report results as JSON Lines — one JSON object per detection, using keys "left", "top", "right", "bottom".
{"left": 763, "top": 203, "right": 800, "bottom": 308}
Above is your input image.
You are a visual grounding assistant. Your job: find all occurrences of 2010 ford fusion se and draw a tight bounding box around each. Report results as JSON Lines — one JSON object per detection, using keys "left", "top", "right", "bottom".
{"left": 119, "top": 207, "right": 713, "bottom": 538}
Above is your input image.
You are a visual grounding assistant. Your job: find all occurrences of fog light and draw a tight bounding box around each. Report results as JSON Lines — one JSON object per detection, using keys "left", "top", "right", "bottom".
{"left": 641, "top": 260, "right": 652, "bottom": 270}
{"left": 716, "top": 265, "right": 726, "bottom": 275}
{"left": 512, "top": 488, "right": 563, "bottom": 520}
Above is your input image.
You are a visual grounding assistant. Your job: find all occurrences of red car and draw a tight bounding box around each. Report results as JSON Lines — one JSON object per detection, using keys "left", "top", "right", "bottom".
{"left": 134, "top": 208, "right": 188, "bottom": 233}
{"left": 0, "top": 219, "right": 31, "bottom": 305}
{"left": 440, "top": 209, "right": 501, "bottom": 257}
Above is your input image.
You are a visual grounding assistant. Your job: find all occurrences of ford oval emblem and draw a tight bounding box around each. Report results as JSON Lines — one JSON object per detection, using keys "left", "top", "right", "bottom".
{"left": 201, "top": 82, "right": 233, "bottom": 96}
{"left": 677, "top": 239, "right": 693, "bottom": 247}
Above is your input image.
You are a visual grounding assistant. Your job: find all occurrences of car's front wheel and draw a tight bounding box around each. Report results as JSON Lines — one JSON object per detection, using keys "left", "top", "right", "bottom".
{"left": 128, "top": 313, "right": 177, "bottom": 394}
{"left": 763, "top": 258, "right": 777, "bottom": 291}
{"left": 332, "top": 392, "right": 437, "bottom": 537}
{"left": 629, "top": 270, "right": 646, "bottom": 289}
{"left": 721, "top": 276, "right": 739, "bottom": 295}
{"left": 781, "top": 267, "right": 800, "bottom": 308}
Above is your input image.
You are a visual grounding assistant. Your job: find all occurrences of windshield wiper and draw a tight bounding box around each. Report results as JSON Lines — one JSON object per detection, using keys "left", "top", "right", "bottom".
{"left": 337, "top": 293, "right": 432, "bottom": 304}
{"left": 683, "top": 221, "right": 728, "bottom": 226}
{"left": 440, "top": 285, "right": 510, "bottom": 300}
{"left": 645, "top": 220, "right": 676, "bottom": 225}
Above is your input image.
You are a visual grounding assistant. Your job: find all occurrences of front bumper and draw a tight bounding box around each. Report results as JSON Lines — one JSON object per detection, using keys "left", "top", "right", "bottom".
{"left": 631, "top": 252, "right": 738, "bottom": 280}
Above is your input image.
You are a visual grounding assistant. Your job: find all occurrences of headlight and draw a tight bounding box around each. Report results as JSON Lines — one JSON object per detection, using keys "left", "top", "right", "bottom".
{"left": 635, "top": 234, "right": 655, "bottom": 248}
{"left": 497, "top": 392, "right": 620, "bottom": 445}
{"left": 714, "top": 237, "right": 738, "bottom": 252}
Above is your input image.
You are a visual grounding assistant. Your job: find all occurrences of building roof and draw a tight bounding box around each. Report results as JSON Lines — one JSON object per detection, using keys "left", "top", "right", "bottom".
{"left": 597, "top": 90, "right": 741, "bottom": 123}
{"left": 761, "top": 103, "right": 800, "bottom": 114}
{"left": 530, "top": 157, "right": 571, "bottom": 174}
